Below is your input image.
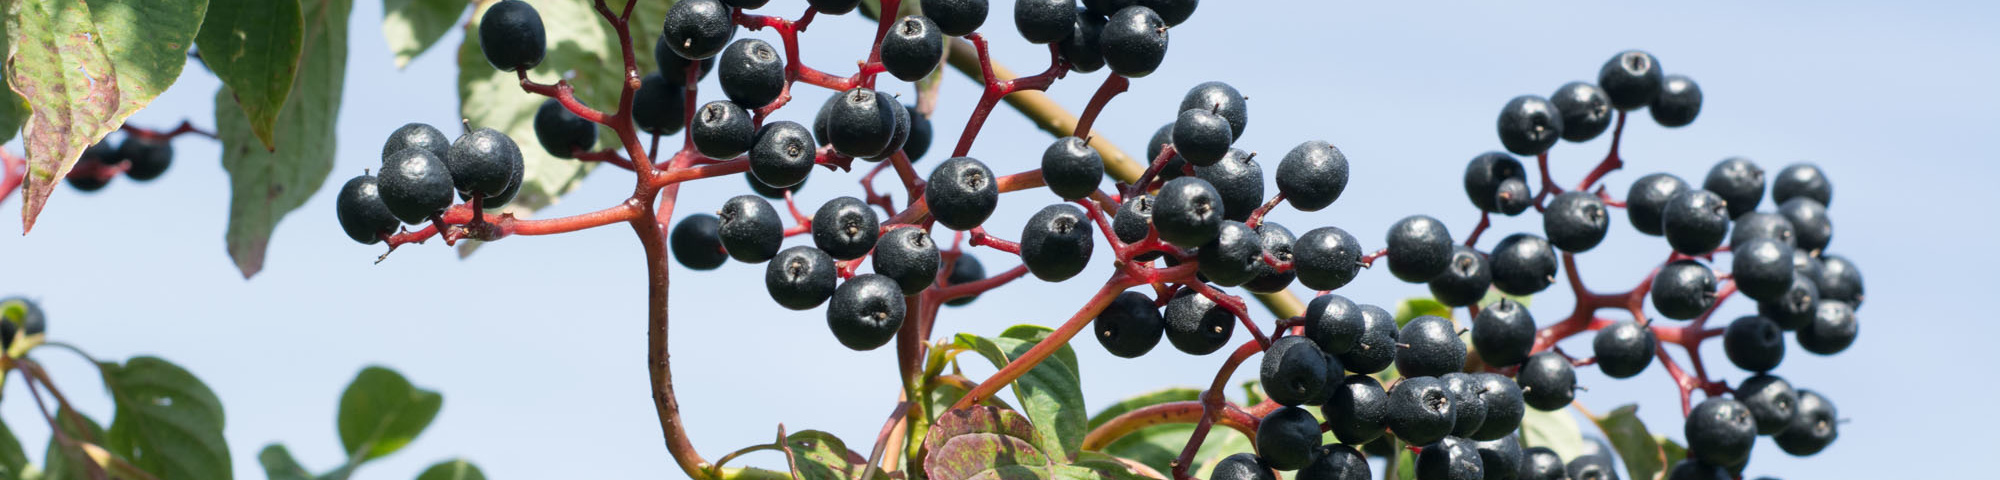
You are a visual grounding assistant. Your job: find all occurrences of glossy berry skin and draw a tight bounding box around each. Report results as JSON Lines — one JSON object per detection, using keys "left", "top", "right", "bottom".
{"left": 1276, "top": 140, "right": 1349, "bottom": 212}
{"left": 1416, "top": 437, "right": 1484, "bottom": 480}
{"left": 662, "top": 0, "right": 736, "bottom": 60}
{"left": 1517, "top": 352, "right": 1576, "bottom": 411}
{"left": 1302, "top": 294, "right": 1364, "bottom": 355}
{"left": 1685, "top": 398, "right": 1757, "bottom": 467}
{"left": 1626, "top": 173, "right": 1688, "bottom": 236}
{"left": 690, "top": 101, "right": 754, "bottom": 159}
{"left": 1661, "top": 190, "right": 1730, "bottom": 255}
{"left": 1172, "top": 108, "right": 1233, "bottom": 166}
{"left": 1730, "top": 212, "right": 1796, "bottom": 250}
{"left": 1211, "top": 453, "right": 1276, "bottom": 480}
{"left": 1651, "top": 260, "right": 1717, "bottom": 320}
{"left": 826, "top": 88, "right": 899, "bottom": 158}
{"left": 1494, "top": 178, "right": 1533, "bottom": 216}
{"left": 747, "top": 121, "right": 815, "bottom": 188}
{"left": 1551, "top": 82, "right": 1613, "bottom": 142}
{"left": 1195, "top": 221, "right": 1260, "bottom": 287}
{"left": 1496, "top": 95, "right": 1563, "bottom": 156}
{"left": 335, "top": 175, "right": 400, "bottom": 244}
{"left": 1592, "top": 321, "right": 1655, "bottom": 379}
{"left": 812, "top": 197, "right": 879, "bottom": 261}
{"left": 1772, "top": 163, "right": 1831, "bottom": 207}
{"left": 1775, "top": 390, "right": 1837, "bottom": 456}
{"left": 1338, "top": 304, "right": 1398, "bottom": 374}
{"left": 1735, "top": 374, "right": 1798, "bottom": 435}
{"left": 532, "top": 99, "right": 598, "bottom": 159}
{"left": 1544, "top": 192, "right": 1610, "bottom": 253}
{"left": 633, "top": 73, "right": 688, "bottom": 135}
{"left": 1704, "top": 157, "right": 1765, "bottom": 218}
{"left": 119, "top": 137, "right": 173, "bottom": 181}
{"left": 1014, "top": 0, "right": 1076, "bottom": 44}
{"left": 1261, "top": 336, "right": 1329, "bottom": 407}
{"left": 922, "top": 0, "right": 988, "bottom": 37}
{"left": 826, "top": 274, "right": 907, "bottom": 351}
{"left": 1293, "top": 226, "right": 1366, "bottom": 290}
{"left": 377, "top": 148, "right": 455, "bottom": 224}
{"left": 1397, "top": 316, "right": 1467, "bottom": 378}
{"left": 1777, "top": 198, "right": 1832, "bottom": 254}
{"left": 1112, "top": 193, "right": 1153, "bottom": 244}
{"left": 926, "top": 157, "right": 999, "bottom": 230}
{"left": 1666, "top": 460, "right": 1730, "bottom": 480}
{"left": 479, "top": 0, "right": 546, "bottom": 72}
{"left": 1301, "top": 444, "right": 1371, "bottom": 480}
{"left": 1387, "top": 215, "right": 1454, "bottom": 283}
{"left": 1463, "top": 152, "right": 1527, "bottom": 214}
{"left": 1471, "top": 373, "right": 1526, "bottom": 441}
{"left": 1817, "top": 255, "right": 1865, "bottom": 301}
{"left": 943, "top": 254, "right": 987, "bottom": 307}
{"left": 1724, "top": 315, "right": 1785, "bottom": 372}
{"left": 902, "top": 105, "right": 934, "bottom": 161}
{"left": 1599, "top": 50, "right": 1664, "bottom": 110}
{"left": 1798, "top": 300, "right": 1857, "bottom": 355}
{"left": 1490, "top": 234, "right": 1558, "bottom": 296}
{"left": 1195, "top": 149, "right": 1263, "bottom": 221}
{"left": 1164, "top": 286, "right": 1234, "bottom": 355}
{"left": 445, "top": 127, "right": 525, "bottom": 200}
{"left": 1040, "top": 137, "right": 1104, "bottom": 200}
{"left": 1094, "top": 291, "right": 1164, "bottom": 358}
{"left": 1440, "top": 373, "right": 1488, "bottom": 437}
{"left": 718, "top": 195, "right": 783, "bottom": 263}
{"left": 654, "top": 35, "right": 715, "bottom": 84}
{"left": 1181, "top": 81, "right": 1248, "bottom": 139}
{"left": 1474, "top": 436, "right": 1522, "bottom": 480}
{"left": 1650, "top": 75, "right": 1702, "bottom": 127}
{"left": 1099, "top": 6, "right": 1168, "bottom": 77}
{"left": 1758, "top": 272, "right": 1820, "bottom": 330}
{"left": 869, "top": 99, "right": 913, "bottom": 162}
{"left": 718, "top": 39, "right": 785, "bottom": 109}
{"left": 1733, "top": 238, "right": 1796, "bottom": 303}
{"left": 808, "top": 0, "right": 863, "bottom": 15}
{"left": 1471, "top": 299, "right": 1534, "bottom": 368}
{"left": 670, "top": 214, "right": 729, "bottom": 270}
{"left": 1059, "top": 9, "right": 1106, "bottom": 73}
{"left": 1245, "top": 222, "right": 1298, "bottom": 293}
{"left": 1020, "top": 204, "right": 1095, "bottom": 282}
{"left": 1324, "top": 374, "right": 1388, "bottom": 445}
{"left": 1386, "top": 376, "right": 1457, "bottom": 447}
{"left": 1152, "top": 177, "right": 1224, "bottom": 247}
{"left": 882, "top": 15, "right": 945, "bottom": 81}
{"left": 1518, "top": 447, "right": 1566, "bottom": 480}
{"left": 873, "top": 227, "right": 941, "bottom": 294}
{"left": 766, "top": 246, "right": 838, "bottom": 310}
{"left": 383, "top": 123, "right": 450, "bottom": 161}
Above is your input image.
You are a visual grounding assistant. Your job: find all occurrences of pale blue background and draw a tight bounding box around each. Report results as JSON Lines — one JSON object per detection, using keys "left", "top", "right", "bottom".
{"left": 2, "top": 1, "right": 1993, "bottom": 478}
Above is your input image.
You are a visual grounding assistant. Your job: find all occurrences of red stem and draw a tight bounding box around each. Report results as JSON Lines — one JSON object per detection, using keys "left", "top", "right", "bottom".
{"left": 1072, "top": 75, "right": 1131, "bottom": 140}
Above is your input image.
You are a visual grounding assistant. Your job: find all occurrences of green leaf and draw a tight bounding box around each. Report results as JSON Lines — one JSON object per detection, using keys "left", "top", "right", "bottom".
{"left": 196, "top": 0, "right": 304, "bottom": 149}
{"left": 217, "top": 0, "right": 350, "bottom": 278}
{"left": 40, "top": 408, "right": 106, "bottom": 480}
{"left": 0, "top": 416, "right": 28, "bottom": 479}
{"left": 1239, "top": 380, "right": 1263, "bottom": 406}
{"left": 1086, "top": 388, "right": 1199, "bottom": 431}
{"left": 785, "top": 430, "right": 885, "bottom": 480}
{"left": 336, "top": 366, "right": 442, "bottom": 462}
{"left": 1659, "top": 437, "right": 1686, "bottom": 469}
{"left": 1393, "top": 297, "right": 1451, "bottom": 327}
{"left": 1395, "top": 445, "right": 1416, "bottom": 480}
{"left": 99, "top": 356, "right": 232, "bottom": 480}
{"left": 256, "top": 445, "right": 311, "bottom": 480}
{"left": 87, "top": 0, "right": 209, "bottom": 119}
{"left": 953, "top": 326, "right": 1087, "bottom": 461}
{"left": 413, "top": 459, "right": 485, "bottom": 480}
{"left": 1518, "top": 407, "right": 1585, "bottom": 464}
{"left": 7, "top": 0, "right": 121, "bottom": 232}
{"left": 0, "top": 10, "right": 27, "bottom": 146}
{"left": 381, "top": 0, "right": 465, "bottom": 68}
{"left": 1588, "top": 405, "right": 1665, "bottom": 480}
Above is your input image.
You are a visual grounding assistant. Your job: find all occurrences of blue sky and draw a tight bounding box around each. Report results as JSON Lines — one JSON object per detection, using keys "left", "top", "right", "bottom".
{"left": 3, "top": 1, "right": 1995, "bottom": 478}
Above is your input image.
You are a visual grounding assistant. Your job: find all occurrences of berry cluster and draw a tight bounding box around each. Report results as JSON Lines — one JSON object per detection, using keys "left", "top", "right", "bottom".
{"left": 333, "top": 1, "right": 1858, "bottom": 479}
{"left": 55, "top": 123, "right": 202, "bottom": 193}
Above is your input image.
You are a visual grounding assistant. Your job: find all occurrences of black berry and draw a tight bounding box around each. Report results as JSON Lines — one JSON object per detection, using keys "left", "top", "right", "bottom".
{"left": 1734, "top": 238, "right": 1796, "bottom": 303}
{"left": 1416, "top": 436, "right": 1484, "bottom": 480}
{"left": 1724, "top": 315, "right": 1786, "bottom": 372}
{"left": 718, "top": 195, "right": 783, "bottom": 263}
{"left": 378, "top": 147, "right": 455, "bottom": 224}
{"left": 1440, "top": 373, "right": 1488, "bottom": 437}
{"left": 1517, "top": 352, "right": 1575, "bottom": 411}
{"left": 1196, "top": 221, "right": 1260, "bottom": 287}
{"left": 1544, "top": 192, "right": 1609, "bottom": 253}
{"left": 1626, "top": 173, "right": 1689, "bottom": 236}
{"left": 119, "top": 137, "right": 173, "bottom": 181}
{"left": 1182, "top": 81, "right": 1247, "bottom": 140}
{"left": 653, "top": 35, "right": 715, "bottom": 84}
{"left": 748, "top": 121, "right": 816, "bottom": 188}
{"left": 1730, "top": 212, "right": 1796, "bottom": 250}
{"left": 1598, "top": 50, "right": 1664, "bottom": 110}
{"left": 1211, "top": 453, "right": 1275, "bottom": 480}
{"left": 1473, "top": 436, "right": 1522, "bottom": 480}
{"left": 384, "top": 123, "right": 451, "bottom": 162}
{"left": 1518, "top": 447, "right": 1567, "bottom": 480}
{"left": 1463, "top": 152, "right": 1527, "bottom": 214}
{"left": 943, "top": 254, "right": 987, "bottom": 307}
{"left": 926, "top": 157, "right": 999, "bottom": 230}
{"left": 1014, "top": 0, "right": 1076, "bottom": 44}
{"left": 1276, "top": 140, "right": 1349, "bottom": 212}
{"left": 1758, "top": 272, "right": 1819, "bottom": 330}
{"left": 1300, "top": 444, "right": 1370, "bottom": 480}
{"left": 1172, "top": 108, "right": 1232, "bottom": 166}
{"left": 922, "top": 0, "right": 988, "bottom": 36}
{"left": 826, "top": 88, "right": 899, "bottom": 158}
{"left": 718, "top": 39, "right": 785, "bottom": 109}
{"left": 1704, "top": 157, "right": 1765, "bottom": 218}
{"left": 1774, "top": 390, "right": 1836, "bottom": 456}
{"left": 1815, "top": 255, "right": 1864, "bottom": 306}
{"left": 533, "top": 98, "right": 597, "bottom": 159}
{"left": 670, "top": 214, "right": 729, "bottom": 270}
{"left": 1396, "top": 316, "right": 1467, "bottom": 378}
{"left": 902, "top": 104, "right": 934, "bottom": 161}
{"left": 634, "top": 72, "right": 688, "bottom": 135}
{"left": 1021, "top": 204, "right": 1095, "bottom": 282}
{"left": 1041, "top": 137, "right": 1104, "bottom": 200}
{"left": 1650, "top": 75, "right": 1702, "bottom": 127}
{"left": 1337, "top": 304, "right": 1398, "bottom": 374}
{"left": 1471, "top": 373, "right": 1526, "bottom": 442}
{"left": 1146, "top": 122, "right": 1188, "bottom": 181}
{"left": 1735, "top": 374, "right": 1798, "bottom": 435}
{"left": 1496, "top": 95, "right": 1563, "bottom": 156}
{"left": 1661, "top": 190, "right": 1730, "bottom": 255}
{"left": 445, "top": 127, "right": 525, "bottom": 200}
{"left": 691, "top": 101, "right": 755, "bottom": 159}
{"left": 1797, "top": 300, "right": 1857, "bottom": 355}
{"left": 1771, "top": 163, "right": 1831, "bottom": 207}
{"left": 1095, "top": 291, "right": 1164, "bottom": 358}
{"left": 335, "top": 175, "right": 401, "bottom": 244}
{"left": 1592, "top": 321, "right": 1655, "bottom": 378}
{"left": 766, "top": 246, "right": 838, "bottom": 310}
{"left": 1113, "top": 193, "right": 1153, "bottom": 245}
{"left": 1292, "top": 226, "right": 1362, "bottom": 291}
{"left": 1387, "top": 376, "right": 1457, "bottom": 447}
{"left": 873, "top": 226, "right": 941, "bottom": 294}
{"left": 1060, "top": 8, "right": 1106, "bottom": 73}
{"left": 869, "top": 99, "right": 912, "bottom": 162}
{"left": 826, "top": 274, "right": 906, "bottom": 351}
{"left": 1667, "top": 460, "right": 1731, "bottom": 480}
{"left": 883, "top": 16, "right": 945, "bottom": 81}
{"left": 1495, "top": 178, "right": 1533, "bottom": 216}
{"left": 1325, "top": 374, "right": 1388, "bottom": 445}
{"left": 1261, "top": 336, "right": 1329, "bottom": 407}
{"left": 809, "top": 0, "right": 863, "bottom": 15}
{"left": 1195, "top": 149, "right": 1263, "bottom": 221}
{"left": 1551, "top": 82, "right": 1613, "bottom": 142}
{"left": 1244, "top": 222, "right": 1298, "bottom": 293}
{"left": 1471, "top": 299, "right": 1535, "bottom": 368}
{"left": 1489, "top": 234, "right": 1558, "bottom": 296}
{"left": 1164, "top": 286, "right": 1234, "bottom": 355}
{"left": 479, "top": 0, "right": 546, "bottom": 72}
{"left": 1099, "top": 6, "right": 1168, "bottom": 77}
{"left": 1386, "top": 215, "right": 1454, "bottom": 283}
{"left": 1651, "top": 260, "right": 1716, "bottom": 320}
{"left": 662, "top": 0, "right": 736, "bottom": 60}
{"left": 1777, "top": 198, "right": 1831, "bottom": 254}
{"left": 1685, "top": 397, "right": 1757, "bottom": 467}
{"left": 1302, "top": 294, "right": 1364, "bottom": 355}
{"left": 812, "top": 196, "right": 880, "bottom": 261}
{"left": 1152, "top": 177, "right": 1223, "bottom": 247}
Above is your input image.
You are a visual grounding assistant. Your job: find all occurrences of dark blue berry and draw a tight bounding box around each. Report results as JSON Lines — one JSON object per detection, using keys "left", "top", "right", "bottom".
{"left": 378, "top": 147, "right": 455, "bottom": 224}
{"left": 1041, "top": 136, "right": 1104, "bottom": 200}
{"left": 671, "top": 214, "right": 729, "bottom": 270}
{"left": 1094, "top": 291, "right": 1164, "bottom": 358}
{"left": 882, "top": 16, "right": 945, "bottom": 81}
{"left": 1152, "top": 177, "right": 1223, "bottom": 247}
{"left": 1163, "top": 286, "right": 1233, "bottom": 355}
{"left": 534, "top": 98, "right": 597, "bottom": 159}
{"left": 1599, "top": 50, "right": 1664, "bottom": 110}
{"left": 662, "top": 0, "right": 737, "bottom": 60}
{"left": 719, "top": 38, "right": 785, "bottom": 109}
{"left": 1099, "top": 6, "right": 1167, "bottom": 77}
{"left": 1386, "top": 215, "right": 1454, "bottom": 283}
{"left": 1651, "top": 74, "right": 1702, "bottom": 127}
{"left": 634, "top": 73, "right": 688, "bottom": 135}
{"left": 1704, "top": 157, "right": 1765, "bottom": 218}
{"left": 1021, "top": 204, "right": 1094, "bottom": 282}
{"left": 812, "top": 196, "right": 880, "bottom": 261}
{"left": 923, "top": 0, "right": 988, "bottom": 37}
{"left": 926, "top": 157, "right": 999, "bottom": 230}
{"left": 1544, "top": 191, "right": 1609, "bottom": 253}
{"left": 1592, "top": 321, "right": 1655, "bottom": 378}
{"left": 1496, "top": 95, "right": 1563, "bottom": 156}
{"left": 873, "top": 226, "right": 941, "bottom": 294}
{"left": 718, "top": 195, "right": 783, "bottom": 263}
{"left": 1651, "top": 260, "right": 1717, "bottom": 320}
{"left": 827, "top": 274, "right": 906, "bottom": 350}
{"left": 766, "top": 246, "right": 838, "bottom": 310}
{"left": 479, "top": 0, "right": 546, "bottom": 72}
{"left": 335, "top": 175, "right": 400, "bottom": 244}
{"left": 748, "top": 121, "right": 816, "bottom": 189}
{"left": 1276, "top": 140, "right": 1349, "bottom": 212}
{"left": 1551, "top": 81, "right": 1612, "bottom": 142}
{"left": 692, "top": 101, "right": 755, "bottom": 159}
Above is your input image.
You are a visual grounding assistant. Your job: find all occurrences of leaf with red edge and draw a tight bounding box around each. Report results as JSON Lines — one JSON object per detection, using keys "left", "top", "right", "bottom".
{"left": 925, "top": 406, "right": 1046, "bottom": 457}
{"left": 7, "top": 0, "right": 122, "bottom": 232}
{"left": 929, "top": 433, "right": 1053, "bottom": 480}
